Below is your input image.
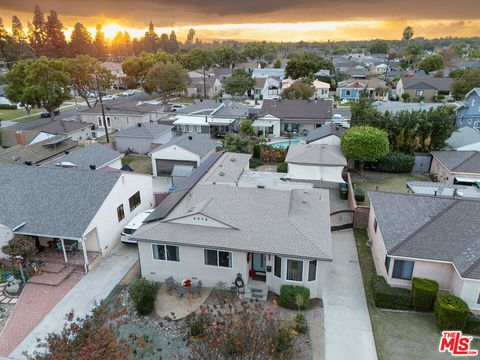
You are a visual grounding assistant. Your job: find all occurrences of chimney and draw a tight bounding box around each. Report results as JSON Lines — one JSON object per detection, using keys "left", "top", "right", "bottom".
{"left": 24, "top": 160, "right": 32, "bottom": 166}
{"left": 16, "top": 131, "right": 27, "bottom": 146}
{"left": 188, "top": 135, "right": 193, "bottom": 140}
{"left": 89, "top": 165, "right": 96, "bottom": 170}
{"left": 64, "top": 151, "right": 70, "bottom": 155}
{"left": 137, "top": 123, "right": 142, "bottom": 127}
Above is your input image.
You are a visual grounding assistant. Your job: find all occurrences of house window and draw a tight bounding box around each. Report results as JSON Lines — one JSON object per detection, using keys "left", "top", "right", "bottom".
{"left": 392, "top": 259, "right": 414, "bottom": 280}
{"left": 346, "top": 89, "right": 351, "bottom": 96}
{"left": 117, "top": 204, "right": 125, "bottom": 222}
{"left": 384, "top": 256, "right": 391, "bottom": 274}
{"left": 308, "top": 260, "right": 317, "bottom": 282}
{"left": 416, "top": 90, "right": 424, "bottom": 97}
{"left": 152, "top": 244, "right": 180, "bottom": 262}
{"left": 274, "top": 255, "right": 282, "bottom": 278}
{"left": 128, "top": 191, "right": 141, "bottom": 211}
{"left": 374, "top": 219, "right": 378, "bottom": 233}
{"left": 204, "top": 249, "right": 232, "bottom": 268}
{"left": 286, "top": 259, "right": 303, "bottom": 282}
{"left": 477, "top": 292, "right": 480, "bottom": 304}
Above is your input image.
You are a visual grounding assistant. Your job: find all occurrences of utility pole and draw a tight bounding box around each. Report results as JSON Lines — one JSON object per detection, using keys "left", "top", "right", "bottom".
{"left": 95, "top": 73, "right": 109, "bottom": 143}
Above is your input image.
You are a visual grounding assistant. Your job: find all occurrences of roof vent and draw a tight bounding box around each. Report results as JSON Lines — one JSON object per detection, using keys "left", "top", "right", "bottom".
{"left": 230, "top": 157, "right": 236, "bottom": 162}
{"left": 257, "top": 184, "right": 265, "bottom": 189}
{"left": 137, "top": 123, "right": 142, "bottom": 127}
{"left": 219, "top": 171, "right": 225, "bottom": 176}
{"left": 302, "top": 200, "right": 308, "bottom": 204}
{"left": 89, "top": 164, "right": 96, "bottom": 170}
{"left": 24, "top": 160, "right": 32, "bottom": 166}
{"left": 64, "top": 150, "right": 70, "bottom": 155}
{"left": 11, "top": 155, "right": 20, "bottom": 162}
{"left": 188, "top": 135, "right": 193, "bottom": 140}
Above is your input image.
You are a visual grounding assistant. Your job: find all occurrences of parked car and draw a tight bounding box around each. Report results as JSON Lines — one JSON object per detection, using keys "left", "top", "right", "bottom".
{"left": 332, "top": 114, "right": 343, "bottom": 125}
{"left": 121, "top": 90, "right": 135, "bottom": 96}
{"left": 101, "top": 95, "right": 117, "bottom": 101}
{"left": 121, "top": 209, "right": 154, "bottom": 244}
{"left": 170, "top": 103, "right": 186, "bottom": 112}
{"left": 40, "top": 109, "right": 60, "bottom": 118}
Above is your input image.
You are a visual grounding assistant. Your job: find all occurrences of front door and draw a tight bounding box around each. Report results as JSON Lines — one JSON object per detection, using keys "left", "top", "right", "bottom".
{"left": 252, "top": 253, "right": 266, "bottom": 273}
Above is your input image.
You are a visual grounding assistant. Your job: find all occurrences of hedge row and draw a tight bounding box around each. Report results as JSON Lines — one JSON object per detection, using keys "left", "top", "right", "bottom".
{"left": 376, "top": 152, "right": 415, "bottom": 173}
{"left": 0, "top": 104, "right": 17, "bottom": 110}
{"left": 412, "top": 278, "right": 439, "bottom": 312}
{"left": 464, "top": 313, "right": 480, "bottom": 335}
{"left": 372, "top": 276, "right": 411, "bottom": 310}
{"left": 434, "top": 294, "right": 470, "bottom": 331}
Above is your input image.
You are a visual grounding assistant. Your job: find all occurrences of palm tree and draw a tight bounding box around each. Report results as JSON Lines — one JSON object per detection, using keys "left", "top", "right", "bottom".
{"left": 402, "top": 26, "right": 414, "bottom": 42}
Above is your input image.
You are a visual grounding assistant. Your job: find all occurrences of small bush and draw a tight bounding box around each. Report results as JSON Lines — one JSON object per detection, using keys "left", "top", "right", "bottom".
{"left": 372, "top": 276, "right": 411, "bottom": 310}
{"left": 129, "top": 278, "right": 159, "bottom": 315}
{"left": 279, "top": 285, "right": 310, "bottom": 309}
{"left": 277, "top": 162, "right": 288, "bottom": 173}
{"left": 253, "top": 144, "right": 261, "bottom": 159}
{"left": 464, "top": 313, "right": 480, "bottom": 335}
{"left": 293, "top": 313, "right": 308, "bottom": 334}
{"left": 274, "top": 324, "right": 296, "bottom": 355}
{"left": 434, "top": 294, "right": 470, "bottom": 331}
{"left": 411, "top": 278, "right": 439, "bottom": 312}
{"left": 0, "top": 104, "right": 17, "bottom": 110}
{"left": 377, "top": 152, "right": 415, "bottom": 173}
{"left": 190, "top": 319, "right": 204, "bottom": 337}
{"left": 249, "top": 157, "right": 262, "bottom": 169}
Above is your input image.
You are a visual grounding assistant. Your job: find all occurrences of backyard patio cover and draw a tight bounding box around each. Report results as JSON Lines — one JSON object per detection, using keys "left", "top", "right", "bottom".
{"left": 252, "top": 119, "right": 276, "bottom": 128}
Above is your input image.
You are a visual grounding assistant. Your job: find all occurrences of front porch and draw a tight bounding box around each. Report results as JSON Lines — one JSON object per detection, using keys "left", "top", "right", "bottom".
{"left": 31, "top": 247, "right": 102, "bottom": 273}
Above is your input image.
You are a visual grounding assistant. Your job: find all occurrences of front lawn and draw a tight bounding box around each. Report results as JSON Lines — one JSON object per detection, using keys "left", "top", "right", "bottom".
{"left": 122, "top": 154, "right": 152, "bottom": 175}
{"left": 0, "top": 108, "right": 42, "bottom": 122}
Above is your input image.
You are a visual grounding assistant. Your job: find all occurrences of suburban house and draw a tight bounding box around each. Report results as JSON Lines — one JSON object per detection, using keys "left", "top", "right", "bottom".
{"left": 306, "top": 124, "right": 346, "bottom": 145}
{"left": 253, "top": 99, "right": 333, "bottom": 137}
{"left": 45, "top": 143, "right": 123, "bottom": 170}
{"left": 445, "top": 127, "right": 480, "bottom": 151}
{"left": 212, "top": 68, "right": 233, "bottom": 82}
{"left": 251, "top": 68, "right": 285, "bottom": 80}
{"left": 1, "top": 119, "right": 93, "bottom": 148}
{"left": 0, "top": 164, "right": 153, "bottom": 272}
{"left": 133, "top": 151, "right": 332, "bottom": 299}
{"left": 115, "top": 123, "right": 173, "bottom": 154}
{"left": 344, "top": 67, "right": 369, "bottom": 79}
{"left": 430, "top": 151, "right": 480, "bottom": 184}
{"left": 368, "top": 191, "right": 480, "bottom": 312}
{"left": 281, "top": 79, "right": 330, "bottom": 99}
{"left": 80, "top": 100, "right": 165, "bottom": 132}
{"left": 284, "top": 144, "right": 347, "bottom": 186}
{"left": 314, "top": 69, "right": 331, "bottom": 79}
{"left": 100, "top": 62, "right": 126, "bottom": 89}
{"left": 395, "top": 77, "right": 453, "bottom": 102}
{"left": 186, "top": 76, "right": 222, "bottom": 99}
{"left": 252, "top": 77, "right": 281, "bottom": 100}
{"left": 336, "top": 79, "right": 387, "bottom": 101}
{"left": 149, "top": 133, "right": 218, "bottom": 178}
{"left": 0, "top": 136, "right": 78, "bottom": 166}
{"left": 456, "top": 88, "right": 480, "bottom": 130}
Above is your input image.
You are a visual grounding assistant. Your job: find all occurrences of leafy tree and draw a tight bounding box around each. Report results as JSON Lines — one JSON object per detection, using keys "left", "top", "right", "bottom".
{"left": 122, "top": 51, "right": 175, "bottom": 83}
{"left": 111, "top": 31, "right": 132, "bottom": 57}
{"left": 92, "top": 24, "right": 107, "bottom": 60}
{"left": 273, "top": 58, "right": 282, "bottom": 68}
{"left": 222, "top": 134, "right": 253, "bottom": 154}
{"left": 10, "top": 16, "right": 33, "bottom": 61}
{"left": 418, "top": 55, "right": 444, "bottom": 73}
{"left": 239, "top": 119, "right": 255, "bottom": 136}
{"left": 451, "top": 69, "right": 480, "bottom": 100}
{"left": 401, "top": 92, "right": 410, "bottom": 102}
{"left": 222, "top": 69, "right": 255, "bottom": 98}
{"left": 0, "top": 17, "right": 13, "bottom": 65}
{"left": 167, "top": 30, "right": 179, "bottom": 53}
{"left": 143, "top": 62, "right": 188, "bottom": 103}
{"left": 341, "top": 126, "right": 389, "bottom": 171}
{"left": 285, "top": 52, "right": 333, "bottom": 79}
{"left": 333, "top": 44, "right": 350, "bottom": 55}
{"left": 69, "top": 23, "right": 92, "bottom": 57}
{"left": 141, "top": 21, "right": 159, "bottom": 53}
{"left": 5, "top": 57, "right": 70, "bottom": 115}
{"left": 180, "top": 48, "right": 216, "bottom": 100}
{"left": 158, "top": 33, "right": 169, "bottom": 52}
{"left": 282, "top": 80, "right": 315, "bottom": 100}
{"left": 242, "top": 43, "right": 267, "bottom": 63}
{"left": 1, "top": 235, "right": 37, "bottom": 266}
{"left": 369, "top": 41, "right": 389, "bottom": 54}
{"left": 44, "top": 10, "right": 67, "bottom": 58}
{"left": 185, "top": 28, "right": 195, "bottom": 47}
{"left": 214, "top": 45, "right": 239, "bottom": 68}
{"left": 402, "top": 26, "right": 414, "bottom": 42}
{"left": 403, "top": 42, "right": 422, "bottom": 66}
{"left": 28, "top": 5, "right": 47, "bottom": 56}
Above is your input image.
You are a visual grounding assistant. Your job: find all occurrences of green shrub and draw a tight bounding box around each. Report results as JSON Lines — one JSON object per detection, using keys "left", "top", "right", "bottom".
{"left": 274, "top": 324, "right": 296, "bottom": 355}
{"left": 411, "top": 278, "right": 439, "bottom": 312}
{"left": 401, "top": 93, "right": 410, "bottom": 102}
{"left": 249, "top": 157, "right": 262, "bottom": 169}
{"left": 372, "top": 276, "right": 411, "bottom": 310}
{"left": 377, "top": 152, "right": 415, "bottom": 173}
{"left": 434, "top": 294, "right": 470, "bottom": 331}
{"left": 277, "top": 162, "right": 288, "bottom": 173}
{"left": 190, "top": 320, "right": 204, "bottom": 337}
{"left": 293, "top": 313, "right": 308, "bottom": 334}
{"left": 279, "top": 285, "right": 310, "bottom": 309}
{"left": 129, "top": 278, "right": 159, "bottom": 315}
{"left": 253, "top": 144, "right": 261, "bottom": 159}
{"left": 0, "top": 104, "right": 17, "bottom": 110}
{"left": 464, "top": 313, "right": 480, "bottom": 335}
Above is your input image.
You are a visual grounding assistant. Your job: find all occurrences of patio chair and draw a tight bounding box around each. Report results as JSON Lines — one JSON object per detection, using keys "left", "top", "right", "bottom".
{"left": 165, "top": 276, "right": 178, "bottom": 294}
{"left": 176, "top": 286, "right": 185, "bottom": 298}
{"left": 189, "top": 280, "right": 202, "bottom": 298}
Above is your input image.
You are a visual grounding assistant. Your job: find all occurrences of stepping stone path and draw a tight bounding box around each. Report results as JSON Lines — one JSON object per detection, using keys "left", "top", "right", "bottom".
{"left": 0, "top": 282, "right": 20, "bottom": 305}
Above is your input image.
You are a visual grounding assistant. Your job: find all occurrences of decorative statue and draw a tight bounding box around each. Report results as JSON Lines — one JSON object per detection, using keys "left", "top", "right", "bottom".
{"left": 5, "top": 273, "right": 19, "bottom": 295}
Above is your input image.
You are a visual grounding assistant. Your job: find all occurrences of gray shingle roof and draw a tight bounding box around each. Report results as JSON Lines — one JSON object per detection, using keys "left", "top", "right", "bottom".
{"left": 177, "top": 100, "right": 249, "bottom": 119}
{"left": 153, "top": 133, "right": 217, "bottom": 158}
{"left": 369, "top": 191, "right": 480, "bottom": 280}
{"left": 38, "top": 120, "right": 92, "bottom": 135}
{"left": 446, "top": 127, "right": 480, "bottom": 150}
{"left": 286, "top": 144, "right": 347, "bottom": 166}
{"left": 135, "top": 184, "right": 332, "bottom": 260}
{"left": 46, "top": 143, "right": 122, "bottom": 170}
{"left": 0, "top": 164, "right": 121, "bottom": 239}
{"left": 81, "top": 99, "right": 162, "bottom": 116}
{"left": 401, "top": 77, "right": 453, "bottom": 92}
{"left": 431, "top": 151, "right": 480, "bottom": 174}
{"left": 306, "top": 124, "right": 345, "bottom": 143}
{"left": 260, "top": 99, "right": 333, "bottom": 122}
{"left": 115, "top": 123, "right": 173, "bottom": 139}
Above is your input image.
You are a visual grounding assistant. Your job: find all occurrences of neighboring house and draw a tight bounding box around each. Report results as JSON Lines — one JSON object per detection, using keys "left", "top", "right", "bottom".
{"left": 373, "top": 63, "right": 388, "bottom": 75}
{"left": 395, "top": 77, "right": 453, "bottom": 102}
{"left": 0, "top": 136, "right": 78, "bottom": 165}
{"left": 306, "top": 124, "right": 345, "bottom": 145}
{"left": 45, "top": 143, "right": 124, "bottom": 170}
{"left": 368, "top": 191, "right": 480, "bottom": 312}
{"left": 234, "top": 62, "right": 259, "bottom": 73}
{"left": 213, "top": 68, "right": 233, "bottom": 82}
{"left": 186, "top": 76, "right": 222, "bottom": 99}
{"left": 133, "top": 152, "right": 332, "bottom": 299}
{"left": 406, "top": 181, "right": 480, "bottom": 199}
{"left": 372, "top": 101, "right": 445, "bottom": 114}
{"left": 285, "top": 144, "right": 347, "bottom": 186}
{"left": 314, "top": 69, "right": 331, "bottom": 79}
{"left": 252, "top": 77, "right": 281, "bottom": 100}
{"left": 344, "top": 67, "right": 369, "bottom": 79}
{"left": 456, "top": 88, "right": 480, "bottom": 130}
{"left": 252, "top": 68, "right": 285, "bottom": 80}
{"left": 115, "top": 123, "right": 173, "bottom": 154}
{"left": 80, "top": 100, "right": 165, "bottom": 132}
{"left": 253, "top": 99, "right": 333, "bottom": 137}
{"left": 430, "top": 151, "right": 480, "bottom": 184}
{"left": 445, "top": 127, "right": 480, "bottom": 151}
{"left": 281, "top": 79, "right": 330, "bottom": 99}
{"left": 336, "top": 79, "right": 387, "bottom": 100}
{"left": 1, "top": 119, "right": 93, "bottom": 148}
{"left": 100, "top": 62, "right": 126, "bottom": 88}
{"left": 149, "top": 133, "right": 218, "bottom": 177}
{"left": 0, "top": 164, "right": 153, "bottom": 271}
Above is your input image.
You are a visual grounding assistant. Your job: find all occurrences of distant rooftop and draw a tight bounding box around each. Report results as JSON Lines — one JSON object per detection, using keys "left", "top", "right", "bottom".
{"left": 45, "top": 143, "right": 123, "bottom": 170}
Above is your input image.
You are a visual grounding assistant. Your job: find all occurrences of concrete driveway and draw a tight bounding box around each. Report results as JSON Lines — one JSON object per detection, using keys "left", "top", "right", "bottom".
{"left": 9, "top": 243, "right": 138, "bottom": 359}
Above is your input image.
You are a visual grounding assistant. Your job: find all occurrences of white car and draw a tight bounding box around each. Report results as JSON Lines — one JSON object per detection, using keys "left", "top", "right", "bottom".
{"left": 121, "top": 209, "right": 154, "bottom": 244}
{"left": 121, "top": 90, "right": 135, "bottom": 96}
{"left": 101, "top": 95, "right": 117, "bottom": 101}
{"left": 170, "top": 103, "right": 186, "bottom": 112}
{"left": 332, "top": 114, "right": 343, "bottom": 125}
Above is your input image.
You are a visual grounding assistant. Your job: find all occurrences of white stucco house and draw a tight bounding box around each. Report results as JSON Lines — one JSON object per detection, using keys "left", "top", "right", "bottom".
{"left": 0, "top": 164, "right": 153, "bottom": 272}
{"left": 285, "top": 144, "right": 347, "bottom": 186}
{"left": 368, "top": 191, "right": 480, "bottom": 313}
{"left": 134, "top": 151, "right": 332, "bottom": 299}
{"left": 253, "top": 77, "right": 281, "bottom": 100}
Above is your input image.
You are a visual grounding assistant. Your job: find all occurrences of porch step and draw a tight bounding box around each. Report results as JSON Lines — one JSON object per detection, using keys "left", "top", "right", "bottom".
{"left": 40, "top": 262, "right": 65, "bottom": 274}
{"left": 242, "top": 286, "right": 268, "bottom": 301}
{"left": 28, "top": 267, "right": 75, "bottom": 286}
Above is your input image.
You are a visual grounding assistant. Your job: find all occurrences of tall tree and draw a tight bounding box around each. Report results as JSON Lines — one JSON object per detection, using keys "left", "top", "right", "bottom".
{"left": 168, "top": 30, "right": 179, "bottom": 53}
{"left": 214, "top": 45, "right": 239, "bottom": 68}
{"left": 143, "top": 62, "right": 188, "bottom": 103}
{"left": 285, "top": 52, "right": 333, "bottom": 79}
{"left": 0, "top": 18, "right": 14, "bottom": 68}
{"left": 185, "top": 28, "right": 195, "bottom": 47}
{"left": 122, "top": 51, "right": 175, "bottom": 83}
{"left": 222, "top": 70, "right": 255, "bottom": 98}
{"left": 28, "top": 5, "right": 47, "bottom": 56}
{"left": 92, "top": 24, "right": 107, "bottom": 60}
{"left": 69, "top": 23, "right": 92, "bottom": 56}
{"left": 10, "top": 16, "right": 33, "bottom": 61}
{"left": 451, "top": 69, "right": 480, "bottom": 100}
{"left": 418, "top": 54, "right": 444, "bottom": 73}
{"left": 282, "top": 80, "right": 315, "bottom": 100}
{"left": 180, "top": 48, "right": 215, "bottom": 100}
{"left": 142, "top": 21, "right": 158, "bottom": 53}
{"left": 402, "top": 26, "right": 414, "bottom": 42}
{"left": 158, "top": 33, "right": 169, "bottom": 52}
{"left": 44, "top": 10, "right": 67, "bottom": 58}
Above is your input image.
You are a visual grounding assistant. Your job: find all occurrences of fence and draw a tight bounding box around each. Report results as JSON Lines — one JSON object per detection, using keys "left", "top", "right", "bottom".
{"left": 347, "top": 172, "right": 370, "bottom": 229}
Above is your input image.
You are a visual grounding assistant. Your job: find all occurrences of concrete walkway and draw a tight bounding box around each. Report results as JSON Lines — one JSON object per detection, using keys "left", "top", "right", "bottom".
{"left": 9, "top": 243, "right": 138, "bottom": 359}
{"left": 323, "top": 229, "right": 377, "bottom": 360}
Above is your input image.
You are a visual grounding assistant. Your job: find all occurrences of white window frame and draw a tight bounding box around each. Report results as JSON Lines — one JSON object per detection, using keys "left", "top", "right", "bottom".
{"left": 285, "top": 258, "right": 304, "bottom": 283}
{"left": 307, "top": 260, "right": 317, "bottom": 282}
{"left": 416, "top": 90, "right": 424, "bottom": 97}
{"left": 151, "top": 244, "right": 180, "bottom": 262}
{"left": 203, "top": 249, "right": 232, "bottom": 268}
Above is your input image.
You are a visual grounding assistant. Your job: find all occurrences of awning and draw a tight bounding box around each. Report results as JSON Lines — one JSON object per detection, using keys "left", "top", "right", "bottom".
{"left": 252, "top": 119, "right": 276, "bottom": 128}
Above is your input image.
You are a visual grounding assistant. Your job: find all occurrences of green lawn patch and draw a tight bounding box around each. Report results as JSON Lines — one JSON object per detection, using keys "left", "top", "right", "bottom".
{"left": 122, "top": 154, "right": 152, "bottom": 175}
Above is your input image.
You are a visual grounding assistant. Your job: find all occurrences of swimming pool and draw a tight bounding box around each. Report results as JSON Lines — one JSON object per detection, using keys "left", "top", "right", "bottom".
{"left": 269, "top": 139, "right": 303, "bottom": 148}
